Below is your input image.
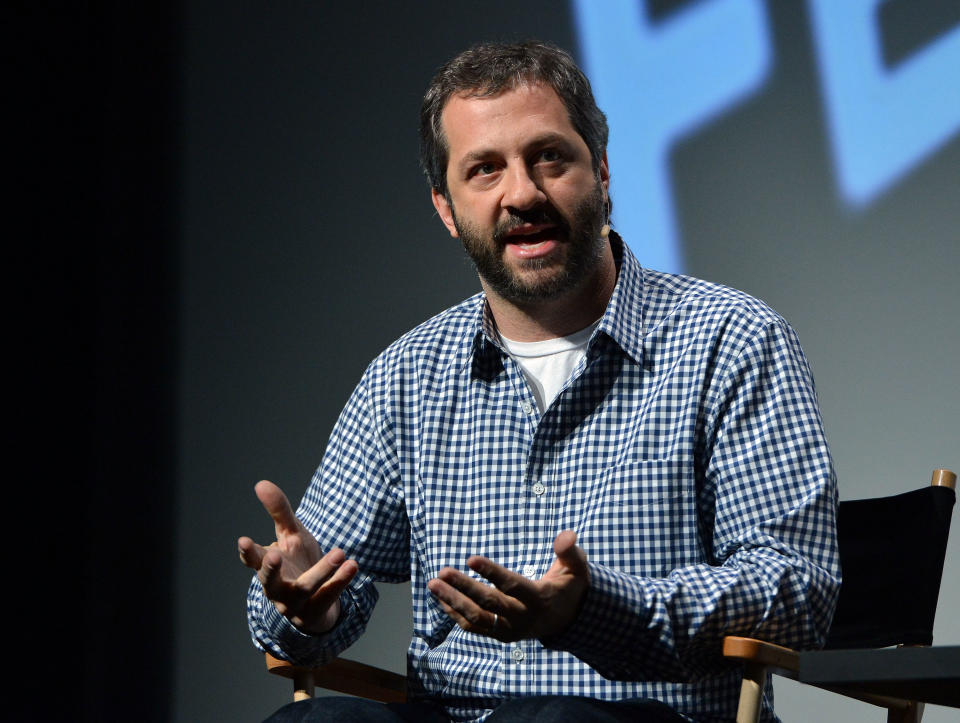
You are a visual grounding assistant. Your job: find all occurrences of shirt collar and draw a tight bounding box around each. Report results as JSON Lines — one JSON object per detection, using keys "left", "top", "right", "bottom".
{"left": 468, "top": 297, "right": 504, "bottom": 379}
{"left": 592, "top": 230, "right": 646, "bottom": 365}
{"left": 468, "top": 229, "right": 647, "bottom": 371}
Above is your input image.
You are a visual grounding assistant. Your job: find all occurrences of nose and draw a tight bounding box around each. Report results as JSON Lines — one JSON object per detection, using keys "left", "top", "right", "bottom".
{"left": 501, "top": 163, "right": 547, "bottom": 211}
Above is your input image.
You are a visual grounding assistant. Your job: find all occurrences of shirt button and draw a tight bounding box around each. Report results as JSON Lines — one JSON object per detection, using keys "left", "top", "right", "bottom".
{"left": 532, "top": 482, "right": 546, "bottom": 496}
{"left": 521, "top": 401, "right": 534, "bottom": 415}
{"left": 522, "top": 564, "right": 536, "bottom": 578}
{"left": 511, "top": 647, "right": 525, "bottom": 662}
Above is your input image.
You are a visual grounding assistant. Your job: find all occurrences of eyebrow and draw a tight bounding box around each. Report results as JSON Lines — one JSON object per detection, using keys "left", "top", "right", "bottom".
{"left": 456, "top": 132, "right": 576, "bottom": 172}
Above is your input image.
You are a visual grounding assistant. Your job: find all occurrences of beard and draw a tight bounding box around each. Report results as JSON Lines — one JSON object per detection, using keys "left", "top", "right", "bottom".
{"left": 453, "top": 180, "right": 607, "bottom": 305}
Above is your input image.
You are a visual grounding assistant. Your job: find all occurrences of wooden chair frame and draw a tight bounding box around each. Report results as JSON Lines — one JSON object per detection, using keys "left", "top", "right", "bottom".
{"left": 723, "top": 468, "right": 956, "bottom": 723}
{"left": 265, "top": 652, "right": 407, "bottom": 703}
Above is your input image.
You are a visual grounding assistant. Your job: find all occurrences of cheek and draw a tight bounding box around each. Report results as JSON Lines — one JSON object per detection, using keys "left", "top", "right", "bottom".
{"left": 551, "top": 171, "right": 595, "bottom": 201}
{"left": 456, "top": 196, "right": 501, "bottom": 229}
{"left": 549, "top": 186, "right": 588, "bottom": 218}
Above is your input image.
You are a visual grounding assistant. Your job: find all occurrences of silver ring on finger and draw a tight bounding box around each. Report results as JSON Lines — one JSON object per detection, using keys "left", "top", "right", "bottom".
{"left": 490, "top": 613, "right": 499, "bottom": 633}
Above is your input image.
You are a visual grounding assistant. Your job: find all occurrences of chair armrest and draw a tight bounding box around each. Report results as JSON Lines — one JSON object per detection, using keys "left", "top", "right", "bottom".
{"left": 265, "top": 652, "right": 408, "bottom": 703}
{"left": 723, "top": 636, "right": 801, "bottom": 723}
{"left": 722, "top": 636, "right": 800, "bottom": 677}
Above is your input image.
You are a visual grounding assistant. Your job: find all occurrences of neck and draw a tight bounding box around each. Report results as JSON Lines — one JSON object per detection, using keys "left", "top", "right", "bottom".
{"left": 484, "top": 242, "right": 617, "bottom": 342}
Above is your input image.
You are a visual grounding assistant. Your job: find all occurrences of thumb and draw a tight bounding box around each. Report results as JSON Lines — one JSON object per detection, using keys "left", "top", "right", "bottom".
{"left": 553, "top": 530, "right": 588, "bottom": 574}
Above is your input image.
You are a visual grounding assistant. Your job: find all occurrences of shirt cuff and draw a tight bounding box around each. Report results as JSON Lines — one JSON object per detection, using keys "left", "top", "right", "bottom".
{"left": 541, "top": 561, "right": 654, "bottom": 676}
{"left": 260, "top": 589, "right": 357, "bottom": 666}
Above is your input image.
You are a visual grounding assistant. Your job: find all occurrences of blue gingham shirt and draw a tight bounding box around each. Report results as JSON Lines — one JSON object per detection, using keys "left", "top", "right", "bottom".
{"left": 247, "top": 235, "right": 841, "bottom": 722}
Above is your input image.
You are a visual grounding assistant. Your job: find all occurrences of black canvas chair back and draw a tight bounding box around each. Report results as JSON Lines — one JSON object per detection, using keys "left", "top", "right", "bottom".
{"left": 826, "top": 483, "right": 956, "bottom": 650}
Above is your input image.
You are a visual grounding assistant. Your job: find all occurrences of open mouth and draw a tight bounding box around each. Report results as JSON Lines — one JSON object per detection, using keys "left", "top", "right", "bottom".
{"left": 504, "top": 224, "right": 560, "bottom": 246}
{"left": 502, "top": 224, "right": 563, "bottom": 259}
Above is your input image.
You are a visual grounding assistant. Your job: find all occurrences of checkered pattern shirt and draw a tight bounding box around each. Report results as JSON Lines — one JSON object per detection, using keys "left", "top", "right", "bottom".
{"left": 247, "top": 235, "right": 840, "bottom": 722}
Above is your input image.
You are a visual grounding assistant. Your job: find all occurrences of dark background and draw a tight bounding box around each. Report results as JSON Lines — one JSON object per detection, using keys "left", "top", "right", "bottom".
{"left": 55, "top": 1, "right": 958, "bottom": 721}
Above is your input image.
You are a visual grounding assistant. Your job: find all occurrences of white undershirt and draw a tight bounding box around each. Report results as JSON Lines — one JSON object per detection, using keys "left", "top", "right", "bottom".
{"left": 499, "top": 320, "right": 600, "bottom": 413}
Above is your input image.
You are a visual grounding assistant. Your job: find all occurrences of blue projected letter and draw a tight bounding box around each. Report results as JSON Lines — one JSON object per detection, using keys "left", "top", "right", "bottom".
{"left": 572, "top": 0, "right": 771, "bottom": 273}
{"left": 808, "top": 0, "right": 960, "bottom": 207}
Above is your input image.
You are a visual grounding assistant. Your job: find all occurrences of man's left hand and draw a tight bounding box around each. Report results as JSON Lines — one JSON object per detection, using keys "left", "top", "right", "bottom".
{"left": 427, "top": 530, "right": 589, "bottom": 642}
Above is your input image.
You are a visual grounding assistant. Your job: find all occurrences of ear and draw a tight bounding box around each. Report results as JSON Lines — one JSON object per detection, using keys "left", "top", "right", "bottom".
{"left": 431, "top": 188, "right": 459, "bottom": 238}
{"left": 598, "top": 149, "right": 610, "bottom": 199}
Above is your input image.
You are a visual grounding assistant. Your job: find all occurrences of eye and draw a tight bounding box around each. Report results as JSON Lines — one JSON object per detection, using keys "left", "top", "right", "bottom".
{"left": 468, "top": 161, "right": 498, "bottom": 179}
{"left": 536, "top": 148, "right": 562, "bottom": 163}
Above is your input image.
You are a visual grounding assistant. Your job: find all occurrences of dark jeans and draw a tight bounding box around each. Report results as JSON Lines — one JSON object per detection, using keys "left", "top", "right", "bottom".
{"left": 265, "top": 695, "right": 688, "bottom": 722}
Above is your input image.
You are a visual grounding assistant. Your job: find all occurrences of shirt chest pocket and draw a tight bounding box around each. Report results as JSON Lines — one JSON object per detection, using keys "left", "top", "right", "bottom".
{"left": 577, "top": 458, "right": 703, "bottom": 575}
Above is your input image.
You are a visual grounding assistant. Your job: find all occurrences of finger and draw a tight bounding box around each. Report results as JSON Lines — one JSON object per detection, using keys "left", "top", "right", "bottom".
{"left": 238, "top": 536, "right": 268, "bottom": 570}
{"left": 465, "top": 556, "right": 538, "bottom": 602}
{"left": 436, "top": 565, "right": 512, "bottom": 611}
{"left": 428, "top": 576, "right": 491, "bottom": 623}
{"left": 434, "top": 597, "right": 477, "bottom": 633}
{"left": 304, "top": 557, "right": 359, "bottom": 610}
{"left": 295, "top": 548, "right": 349, "bottom": 593}
{"left": 429, "top": 589, "right": 470, "bottom": 628}
{"left": 258, "top": 547, "right": 287, "bottom": 595}
{"left": 254, "top": 480, "right": 301, "bottom": 536}
{"left": 427, "top": 577, "right": 501, "bottom": 635}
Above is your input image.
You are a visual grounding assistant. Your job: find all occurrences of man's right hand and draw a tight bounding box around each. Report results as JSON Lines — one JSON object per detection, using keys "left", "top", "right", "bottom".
{"left": 238, "top": 480, "right": 358, "bottom": 634}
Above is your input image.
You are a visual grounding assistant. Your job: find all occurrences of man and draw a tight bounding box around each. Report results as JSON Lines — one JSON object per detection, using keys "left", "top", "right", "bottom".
{"left": 240, "top": 41, "right": 840, "bottom": 722}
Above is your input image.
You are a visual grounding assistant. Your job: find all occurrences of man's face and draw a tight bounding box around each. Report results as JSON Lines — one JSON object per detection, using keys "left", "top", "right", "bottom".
{"left": 431, "top": 83, "right": 609, "bottom": 305}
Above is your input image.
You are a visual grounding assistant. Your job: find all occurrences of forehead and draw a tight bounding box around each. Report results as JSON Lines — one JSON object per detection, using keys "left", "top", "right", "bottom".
{"left": 440, "top": 83, "right": 581, "bottom": 158}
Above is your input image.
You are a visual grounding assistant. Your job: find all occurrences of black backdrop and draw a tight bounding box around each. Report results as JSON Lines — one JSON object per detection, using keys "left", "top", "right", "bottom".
{"left": 35, "top": 3, "right": 179, "bottom": 720}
